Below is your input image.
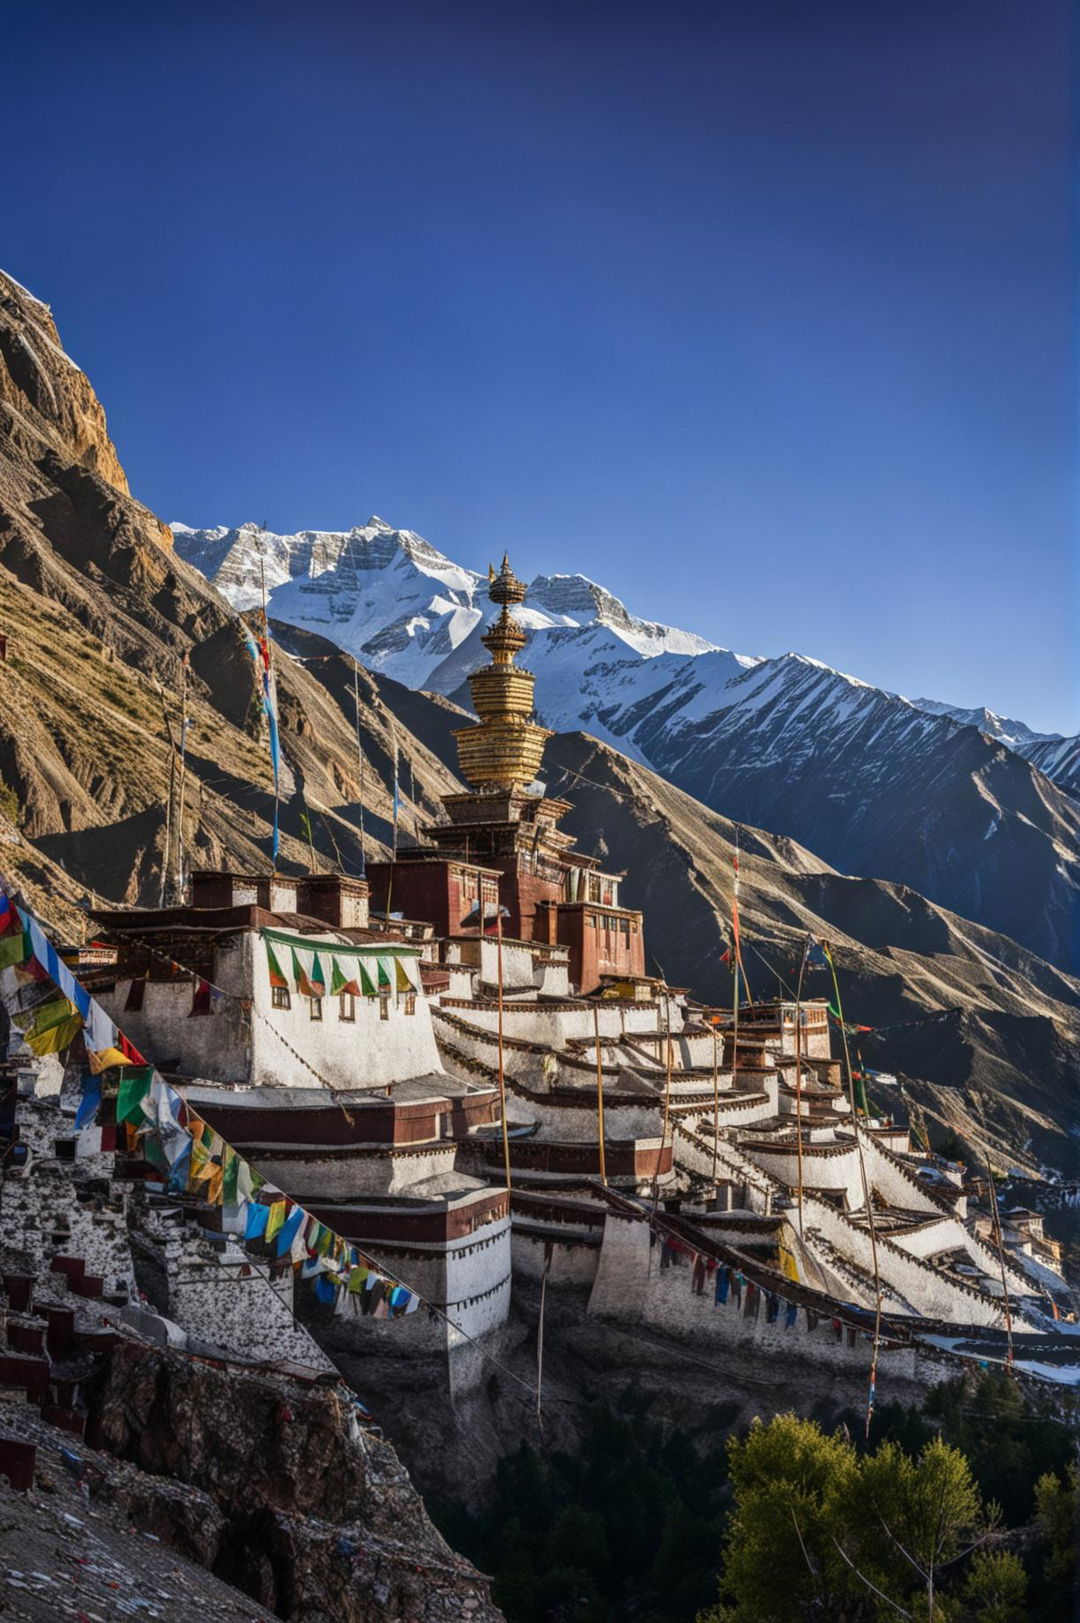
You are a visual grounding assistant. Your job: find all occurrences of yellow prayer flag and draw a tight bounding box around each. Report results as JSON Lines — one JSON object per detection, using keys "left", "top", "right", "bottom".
{"left": 87, "top": 1046, "right": 132, "bottom": 1075}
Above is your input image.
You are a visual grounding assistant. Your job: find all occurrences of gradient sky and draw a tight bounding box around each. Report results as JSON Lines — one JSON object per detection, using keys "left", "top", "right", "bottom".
{"left": 6, "top": 0, "right": 1075, "bottom": 732}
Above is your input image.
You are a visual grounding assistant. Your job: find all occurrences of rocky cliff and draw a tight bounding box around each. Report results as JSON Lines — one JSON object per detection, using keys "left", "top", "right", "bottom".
{"left": 0, "top": 272, "right": 135, "bottom": 500}
{"left": 86, "top": 1338, "right": 500, "bottom": 1621}
{"left": 0, "top": 270, "right": 462, "bottom": 938}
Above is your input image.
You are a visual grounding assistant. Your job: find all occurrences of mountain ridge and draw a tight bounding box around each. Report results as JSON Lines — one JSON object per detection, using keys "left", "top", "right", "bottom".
{"left": 174, "top": 516, "right": 1080, "bottom": 974}
{"left": 2, "top": 266, "right": 1077, "bottom": 1176}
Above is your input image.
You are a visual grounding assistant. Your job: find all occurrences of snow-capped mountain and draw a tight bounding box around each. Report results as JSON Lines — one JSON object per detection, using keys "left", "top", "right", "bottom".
{"left": 910, "top": 697, "right": 1080, "bottom": 798}
{"left": 171, "top": 516, "right": 720, "bottom": 700}
{"left": 173, "top": 515, "right": 1080, "bottom": 974}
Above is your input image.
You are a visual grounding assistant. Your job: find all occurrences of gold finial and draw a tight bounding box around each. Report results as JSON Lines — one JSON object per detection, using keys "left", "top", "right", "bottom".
{"left": 453, "top": 554, "right": 550, "bottom": 789}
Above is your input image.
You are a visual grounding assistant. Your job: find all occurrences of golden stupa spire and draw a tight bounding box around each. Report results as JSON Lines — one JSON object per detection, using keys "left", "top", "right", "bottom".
{"left": 453, "top": 556, "right": 552, "bottom": 790}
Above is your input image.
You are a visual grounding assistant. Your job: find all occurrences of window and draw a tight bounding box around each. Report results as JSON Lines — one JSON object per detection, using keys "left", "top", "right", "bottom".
{"left": 309, "top": 997, "right": 323, "bottom": 1022}
{"left": 339, "top": 992, "right": 355, "bottom": 1022}
{"left": 404, "top": 993, "right": 416, "bottom": 1016}
{"left": 272, "top": 986, "right": 291, "bottom": 1010}
{"left": 379, "top": 995, "right": 390, "bottom": 1021}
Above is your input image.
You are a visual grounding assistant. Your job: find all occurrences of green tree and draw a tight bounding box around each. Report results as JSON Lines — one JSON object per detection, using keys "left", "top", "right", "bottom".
{"left": 701, "top": 1416, "right": 1001, "bottom": 1623}
{"left": 701, "top": 1413, "right": 862, "bottom": 1621}
{"left": 1032, "top": 1464, "right": 1077, "bottom": 1619}
{"left": 957, "top": 1550, "right": 1027, "bottom": 1623}
{"left": 842, "top": 1436, "right": 993, "bottom": 1621}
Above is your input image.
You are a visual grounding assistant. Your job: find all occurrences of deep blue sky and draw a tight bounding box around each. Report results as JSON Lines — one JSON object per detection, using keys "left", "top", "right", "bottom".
{"left": 6, "top": 1, "right": 1074, "bottom": 731}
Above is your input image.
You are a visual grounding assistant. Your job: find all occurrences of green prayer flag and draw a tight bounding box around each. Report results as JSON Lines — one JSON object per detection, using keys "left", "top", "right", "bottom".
{"left": 376, "top": 959, "right": 391, "bottom": 991}
{"left": 25, "top": 1010, "right": 83, "bottom": 1056}
{"left": 265, "top": 940, "right": 288, "bottom": 989}
{"left": 222, "top": 1147, "right": 239, "bottom": 1205}
{"left": 19, "top": 995, "right": 73, "bottom": 1037}
{"left": 0, "top": 926, "right": 31, "bottom": 973}
{"left": 330, "top": 958, "right": 348, "bottom": 996}
{"left": 116, "top": 1067, "right": 153, "bottom": 1125}
{"left": 358, "top": 960, "right": 377, "bottom": 997}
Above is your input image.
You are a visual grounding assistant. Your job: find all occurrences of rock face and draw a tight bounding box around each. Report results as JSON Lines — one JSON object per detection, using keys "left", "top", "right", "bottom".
{"left": 0, "top": 271, "right": 465, "bottom": 937}
{"left": 87, "top": 1339, "right": 501, "bottom": 1621}
{"left": 0, "top": 270, "right": 144, "bottom": 505}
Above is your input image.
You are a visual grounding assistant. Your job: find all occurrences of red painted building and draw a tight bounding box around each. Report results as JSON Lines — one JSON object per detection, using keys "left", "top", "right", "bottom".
{"left": 372, "top": 557, "right": 647, "bottom": 993}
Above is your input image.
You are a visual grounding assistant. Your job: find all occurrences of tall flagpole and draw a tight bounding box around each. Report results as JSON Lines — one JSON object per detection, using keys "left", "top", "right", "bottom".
{"left": 826, "top": 941, "right": 884, "bottom": 1436}
{"left": 985, "top": 1159, "right": 1015, "bottom": 1367}
{"left": 496, "top": 907, "right": 512, "bottom": 1192}
{"left": 652, "top": 1014, "right": 673, "bottom": 1211}
{"left": 731, "top": 832, "right": 741, "bottom": 1103}
{"left": 258, "top": 557, "right": 280, "bottom": 873}
{"left": 711, "top": 1022, "right": 720, "bottom": 1184}
{"left": 391, "top": 724, "right": 400, "bottom": 860}
{"left": 793, "top": 936, "right": 809, "bottom": 1239}
{"left": 352, "top": 668, "right": 367, "bottom": 878}
{"left": 175, "top": 652, "right": 189, "bottom": 898}
{"left": 593, "top": 1002, "right": 607, "bottom": 1187}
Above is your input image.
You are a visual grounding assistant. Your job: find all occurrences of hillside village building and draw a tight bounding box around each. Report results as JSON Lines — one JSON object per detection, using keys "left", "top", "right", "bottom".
{"left": 9, "top": 556, "right": 1072, "bottom": 1404}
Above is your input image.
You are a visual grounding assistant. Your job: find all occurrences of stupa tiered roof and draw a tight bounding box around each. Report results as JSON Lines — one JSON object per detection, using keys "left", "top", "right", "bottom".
{"left": 453, "top": 555, "right": 552, "bottom": 791}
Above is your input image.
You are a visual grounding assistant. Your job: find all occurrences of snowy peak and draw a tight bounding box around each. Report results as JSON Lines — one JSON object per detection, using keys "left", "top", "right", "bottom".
{"left": 524, "top": 572, "right": 716, "bottom": 655}
{"left": 172, "top": 511, "right": 1080, "bottom": 807}
{"left": 171, "top": 518, "right": 714, "bottom": 689}
{"left": 910, "top": 697, "right": 1059, "bottom": 751}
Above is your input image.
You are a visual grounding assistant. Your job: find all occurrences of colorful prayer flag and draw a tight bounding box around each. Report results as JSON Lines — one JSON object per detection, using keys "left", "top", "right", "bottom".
{"left": 291, "top": 948, "right": 316, "bottom": 999}
{"left": 330, "top": 958, "right": 361, "bottom": 997}
{"left": 266, "top": 940, "right": 288, "bottom": 990}
{"left": 116, "top": 1068, "right": 154, "bottom": 1125}
{"left": 276, "top": 1206, "right": 305, "bottom": 1258}
{"left": 21, "top": 997, "right": 83, "bottom": 1056}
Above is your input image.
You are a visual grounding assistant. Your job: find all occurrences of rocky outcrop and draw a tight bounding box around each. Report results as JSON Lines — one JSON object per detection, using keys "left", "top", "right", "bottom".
{"left": 1, "top": 270, "right": 145, "bottom": 508}
{"left": 86, "top": 1339, "right": 500, "bottom": 1621}
{"left": 0, "top": 269, "right": 466, "bottom": 938}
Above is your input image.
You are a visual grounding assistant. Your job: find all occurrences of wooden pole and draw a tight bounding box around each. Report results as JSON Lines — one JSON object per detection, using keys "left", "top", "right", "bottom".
{"left": 828, "top": 944, "right": 885, "bottom": 1436}
{"left": 794, "top": 940, "right": 808, "bottom": 1240}
{"left": 652, "top": 1015, "right": 673, "bottom": 1211}
{"left": 157, "top": 683, "right": 177, "bottom": 906}
{"left": 711, "top": 1024, "right": 720, "bottom": 1184}
{"left": 258, "top": 557, "right": 280, "bottom": 874}
{"left": 593, "top": 1002, "right": 607, "bottom": 1186}
{"left": 175, "top": 654, "right": 189, "bottom": 898}
{"left": 496, "top": 910, "right": 512, "bottom": 1192}
{"left": 985, "top": 1159, "right": 1015, "bottom": 1366}
{"left": 352, "top": 668, "right": 366, "bottom": 878}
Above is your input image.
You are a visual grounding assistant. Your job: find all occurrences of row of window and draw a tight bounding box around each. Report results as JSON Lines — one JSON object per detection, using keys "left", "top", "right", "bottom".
{"left": 270, "top": 988, "right": 416, "bottom": 1019}
{"left": 586, "top": 913, "right": 636, "bottom": 934}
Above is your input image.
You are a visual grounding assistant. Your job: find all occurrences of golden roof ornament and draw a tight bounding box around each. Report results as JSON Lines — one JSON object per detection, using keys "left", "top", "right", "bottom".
{"left": 453, "top": 554, "right": 552, "bottom": 790}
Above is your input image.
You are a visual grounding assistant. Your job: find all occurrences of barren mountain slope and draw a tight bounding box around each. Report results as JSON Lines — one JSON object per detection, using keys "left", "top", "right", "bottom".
{"left": 175, "top": 515, "right": 1080, "bottom": 976}
{"left": 542, "top": 733, "right": 1080, "bottom": 1177}
{"left": 0, "top": 270, "right": 459, "bottom": 936}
